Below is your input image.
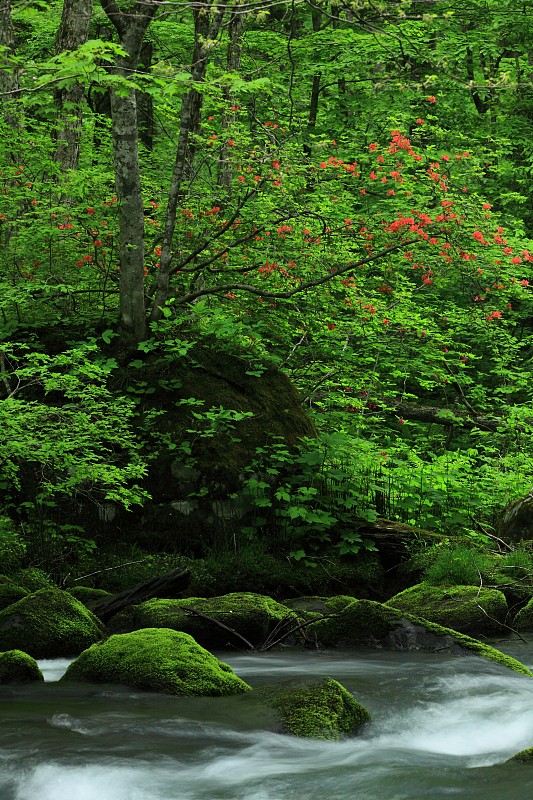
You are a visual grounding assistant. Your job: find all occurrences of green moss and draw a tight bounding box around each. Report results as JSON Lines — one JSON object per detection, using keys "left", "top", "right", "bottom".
{"left": 385, "top": 582, "right": 508, "bottom": 634}
{"left": 0, "top": 588, "right": 105, "bottom": 659}
{"left": 0, "top": 649, "right": 44, "bottom": 683}
{"left": 263, "top": 677, "right": 370, "bottom": 740}
{"left": 0, "top": 579, "right": 29, "bottom": 610}
{"left": 61, "top": 628, "right": 252, "bottom": 696}
{"left": 108, "top": 592, "right": 300, "bottom": 649}
{"left": 308, "top": 599, "right": 532, "bottom": 676}
{"left": 508, "top": 747, "right": 533, "bottom": 763}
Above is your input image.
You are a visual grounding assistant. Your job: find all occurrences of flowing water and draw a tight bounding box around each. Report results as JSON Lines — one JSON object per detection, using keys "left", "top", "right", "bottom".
{"left": 3, "top": 644, "right": 533, "bottom": 799}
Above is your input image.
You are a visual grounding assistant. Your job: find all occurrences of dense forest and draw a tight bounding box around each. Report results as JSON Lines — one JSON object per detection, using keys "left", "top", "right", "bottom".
{"left": 1, "top": 0, "right": 533, "bottom": 593}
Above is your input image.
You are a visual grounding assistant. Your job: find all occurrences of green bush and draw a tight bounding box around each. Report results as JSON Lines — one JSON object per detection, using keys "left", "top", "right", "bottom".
{"left": 419, "top": 545, "right": 495, "bottom": 586}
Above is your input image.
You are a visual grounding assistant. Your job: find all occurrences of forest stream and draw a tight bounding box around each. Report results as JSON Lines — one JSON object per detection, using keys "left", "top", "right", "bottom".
{"left": 3, "top": 644, "right": 533, "bottom": 799}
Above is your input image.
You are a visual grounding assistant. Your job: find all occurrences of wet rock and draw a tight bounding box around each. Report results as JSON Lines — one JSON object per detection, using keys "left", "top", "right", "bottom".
{"left": 248, "top": 677, "right": 370, "bottom": 740}
{"left": 307, "top": 598, "right": 532, "bottom": 676}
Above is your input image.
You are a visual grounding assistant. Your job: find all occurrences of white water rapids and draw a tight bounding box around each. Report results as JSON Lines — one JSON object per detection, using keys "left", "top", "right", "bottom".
{"left": 3, "top": 645, "right": 533, "bottom": 799}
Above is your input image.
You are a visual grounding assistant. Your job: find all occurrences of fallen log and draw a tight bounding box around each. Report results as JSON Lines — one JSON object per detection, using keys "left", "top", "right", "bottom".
{"left": 86, "top": 566, "right": 190, "bottom": 623}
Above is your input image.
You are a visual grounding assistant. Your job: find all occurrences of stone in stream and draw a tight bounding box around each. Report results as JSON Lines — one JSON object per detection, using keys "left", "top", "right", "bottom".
{"left": 0, "top": 588, "right": 105, "bottom": 659}
{"left": 0, "top": 649, "right": 44, "bottom": 683}
{"left": 61, "top": 628, "right": 252, "bottom": 696}
{"left": 106, "top": 592, "right": 300, "bottom": 650}
{"left": 247, "top": 677, "right": 370, "bottom": 740}
{"left": 384, "top": 582, "right": 508, "bottom": 636}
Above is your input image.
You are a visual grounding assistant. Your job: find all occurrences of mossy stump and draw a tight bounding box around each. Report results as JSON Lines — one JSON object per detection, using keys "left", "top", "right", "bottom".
{"left": 61, "top": 628, "right": 252, "bottom": 696}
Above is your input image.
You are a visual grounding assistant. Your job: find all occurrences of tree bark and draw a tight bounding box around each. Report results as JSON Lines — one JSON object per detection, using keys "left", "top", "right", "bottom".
{"left": 100, "top": 0, "right": 160, "bottom": 346}
{"left": 0, "top": 0, "right": 21, "bottom": 128}
{"left": 87, "top": 565, "right": 190, "bottom": 623}
{"left": 54, "top": 0, "right": 93, "bottom": 171}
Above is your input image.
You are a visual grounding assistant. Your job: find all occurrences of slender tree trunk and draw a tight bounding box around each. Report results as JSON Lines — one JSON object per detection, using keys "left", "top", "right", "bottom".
{"left": 54, "top": 0, "right": 93, "bottom": 171}
{"left": 218, "top": 6, "right": 244, "bottom": 193}
{"left": 149, "top": 5, "right": 224, "bottom": 322}
{"left": 0, "top": 0, "right": 21, "bottom": 127}
{"left": 100, "top": 0, "right": 160, "bottom": 346}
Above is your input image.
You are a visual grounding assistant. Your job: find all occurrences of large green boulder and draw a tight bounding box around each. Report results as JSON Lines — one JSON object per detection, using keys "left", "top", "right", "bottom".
{"left": 107, "top": 592, "right": 299, "bottom": 650}
{"left": 249, "top": 677, "right": 370, "bottom": 740}
{"left": 385, "top": 583, "right": 508, "bottom": 635}
{"left": 0, "top": 649, "right": 44, "bottom": 683}
{"left": 307, "top": 598, "right": 532, "bottom": 676}
{"left": 61, "top": 628, "right": 252, "bottom": 696}
{"left": 0, "top": 588, "right": 105, "bottom": 658}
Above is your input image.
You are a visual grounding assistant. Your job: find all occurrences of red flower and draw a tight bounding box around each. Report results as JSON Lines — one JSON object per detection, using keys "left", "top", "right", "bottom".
{"left": 427, "top": 95, "right": 437, "bottom": 103}
{"left": 327, "top": 323, "right": 335, "bottom": 330}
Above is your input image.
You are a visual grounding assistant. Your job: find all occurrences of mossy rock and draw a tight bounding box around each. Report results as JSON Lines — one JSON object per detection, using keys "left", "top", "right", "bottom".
{"left": 0, "top": 588, "right": 105, "bottom": 659}
{"left": 513, "top": 598, "right": 533, "bottom": 631}
{"left": 67, "top": 586, "right": 112, "bottom": 606}
{"left": 508, "top": 747, "right": 533, "bottom": 763}
{"left": 61, "top": 628, "right": 252, "bottom": 696}
{"left": 307, "top": 599, "right": 532, "bottom": 676}
{"left": 107, "top": 592, "right": 300, "bottom": 649}
{"left": 249, "top": 677, "right": 370, "bottom": 740}
{"left": 0, "top": 649, "right": 44, "bottom": 683}
{"left": 385, "top": 583, "right": 508, "bottom": 636}
{"left": 0, "top": 577, "right": 29, "bottom": 611}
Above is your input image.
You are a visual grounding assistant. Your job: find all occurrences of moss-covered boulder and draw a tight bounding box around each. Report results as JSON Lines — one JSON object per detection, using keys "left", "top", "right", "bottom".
{"left": 107, "top": 592, "right": 300, "bottom": 649}
{"left": 249, "top": 677, "right": 370, "bottom": 740}
{"left": 513, "top": 598, "right": 533, "bottom": 631}
{"left": 385, "top": 583, "right": 508, "bottom": 635}
{"left": 0, "top": 588, "right": 105, "bottom": 658}
{"left": 61, "top": 628, "right": 252, "bottom": 696}
{"left": 0, "top": 649, "right": 44, "bottom": 683}
{"left": 307, "top": 598, "right": 532, "bottom": 676}
{"left": 0, "top": 576, "right": 29, "bottom": 611}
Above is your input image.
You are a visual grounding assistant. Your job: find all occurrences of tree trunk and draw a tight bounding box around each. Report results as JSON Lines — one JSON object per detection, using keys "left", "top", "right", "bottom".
{"left": 100, "top": 0, "right": 160, "bottom": 346}
{"left": 86, "top": 566, "right": 191, "bottom": 623}
{"left": 218, "top": 6, "right": 244, "bottom": 193}
{"left": 54, "top": 0, "right": 93, "bottom": 171}
{"left": 149, "top": 5, "right": 225, "bottom": 322}
{"left": 0, "top": 0, "right": 21, "bottom": 128}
